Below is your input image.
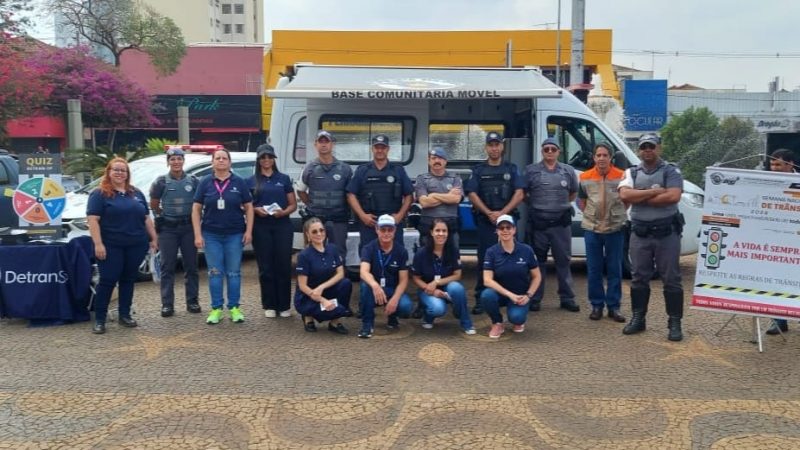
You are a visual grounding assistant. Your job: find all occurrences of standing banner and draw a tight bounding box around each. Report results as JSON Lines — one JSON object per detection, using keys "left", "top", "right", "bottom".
{"left": 692, "top": 167, "right": 800, "bottom": 320}
{"left": 11, "top": 154, "right": 66, "bottom": 240}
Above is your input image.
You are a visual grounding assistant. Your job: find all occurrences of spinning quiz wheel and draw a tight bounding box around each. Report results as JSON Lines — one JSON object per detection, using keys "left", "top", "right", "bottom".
{"left": 12, "top": 177, "right": 66, "bottom": 224}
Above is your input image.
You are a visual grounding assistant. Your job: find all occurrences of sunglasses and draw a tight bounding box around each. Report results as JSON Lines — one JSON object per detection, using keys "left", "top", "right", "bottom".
{"left": 378, "top": 227, "right": 395, "bottom": 233}
{"left": 259, "top": 154, "right": 276, "bottom": 159}
{"left": 542, "top": 146, "right": 559, "bottom": 153}
{"left": 309, "top": 228, "right": 326, "bottom": 235}
{"left": 497, "top": 224, "right": 514, "bottom": 231}
{"left": 639, "top": 143, "right": 656, "bottom": 150}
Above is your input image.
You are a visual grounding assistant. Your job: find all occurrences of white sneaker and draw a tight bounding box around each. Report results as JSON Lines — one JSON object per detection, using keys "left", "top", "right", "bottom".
{"left": 421, "top": 321, "right": 434, "bottom": 330}
{"left": 264, "top": 309, "right": 277, "bottom": 318}
{"left": 279, "top": 310, "right": 292, "bottom": 318}
{"left": 463, "top": 327, "right": 477, "bottom": 335}
{"left": 513, "top": 324, "right": 525, "bottom": 333}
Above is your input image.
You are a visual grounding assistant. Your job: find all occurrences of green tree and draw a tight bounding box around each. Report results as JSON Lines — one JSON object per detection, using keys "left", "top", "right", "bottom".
{"left": 48, "top": 0, "right": 186, "bottom": 75}
{"left": 0, "top": 0, "right": 32, "bottom": 35}
{"left": 661, "top": 109, "right": 762, "bottom": 187}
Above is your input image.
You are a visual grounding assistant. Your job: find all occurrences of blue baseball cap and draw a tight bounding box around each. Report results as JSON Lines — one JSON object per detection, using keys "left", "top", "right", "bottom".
{"left": 316, "top": 130, "right": 335, "bottom": 142}
{"left": 541, "top": 138, "right": 560, "bottom": 149}
{"left": 372, "top": 135, "right": 389, "bottom": 146}
{"left": 429, "top": 147, "right": 448, "bottom": 160}
{"left": 638, "top": 133, "right": 660, "bottom": 147}
{"left": 166, "top": 148, "right": 185, "bottom": 159}
{"left": 486, "top": 132, "right": 503, "bottom": 143}
{"left": 377, "top": 214, "right": 396, "bottom": 228}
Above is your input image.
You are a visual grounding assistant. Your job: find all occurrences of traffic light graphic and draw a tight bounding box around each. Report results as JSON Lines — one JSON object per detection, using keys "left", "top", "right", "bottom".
{"left": 701, "top": 226, "right": 727, "bottom": 269}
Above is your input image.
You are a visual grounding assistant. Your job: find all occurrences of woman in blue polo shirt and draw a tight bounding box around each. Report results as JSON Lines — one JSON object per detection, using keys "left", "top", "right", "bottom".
{"left": 411, "top": 218, "right": 475, "bottom": 334}
{"left": 87, "top": 158, "right": 157, "bottom": 334}
{"left": 248, "top": 144, "right": 297, "bottom": 319}
{"left": 294, "top": 217, "right": 351, "bottom": 334}
{"left": 191, "top": 148, "right": 254, "bottom": 325}
{"left": 480, "top": 214, "right": 542, "bottom": 338}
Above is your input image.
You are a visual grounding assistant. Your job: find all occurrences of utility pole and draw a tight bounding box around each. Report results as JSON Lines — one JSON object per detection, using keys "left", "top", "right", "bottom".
{"left": 569, "top": 0, "right": 585, "bottom": 87}
{"left": 555, "top": 0, "right": 562, "bottom": 86}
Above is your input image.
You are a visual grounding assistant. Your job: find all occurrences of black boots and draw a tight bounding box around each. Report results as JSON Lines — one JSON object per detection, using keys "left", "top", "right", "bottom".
{"left": 623, "top": 288, "right": 649, "bottom": 335}
{"left": 665, "top": 289, "right": 684, "bottom": 342}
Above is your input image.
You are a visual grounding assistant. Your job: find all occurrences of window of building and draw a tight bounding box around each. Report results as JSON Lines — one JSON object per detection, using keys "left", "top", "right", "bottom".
{"left": 234, "top": 3, "right": 244, "bottom": 14}
{"left": 215, "top": 19, "right": 220, "bottom": 28}
{"left": 221, "top": 3, "right": 231, "bottom": 13}
{"left": 235, "top": 24, "right": 244, "bottom": 34}
{"left": 223, "top": 24, "right": 231, "bottom": 34}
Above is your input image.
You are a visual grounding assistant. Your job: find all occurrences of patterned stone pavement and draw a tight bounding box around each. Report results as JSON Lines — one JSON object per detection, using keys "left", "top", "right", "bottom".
{"left": 1, "top": 255, "right": 798, "bottom": 449}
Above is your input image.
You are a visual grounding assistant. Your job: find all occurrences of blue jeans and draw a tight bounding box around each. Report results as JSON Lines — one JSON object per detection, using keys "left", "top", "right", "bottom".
{"left": 419, "top": 281, "right": 473, "bottom": 330}
{"left": 94, "top": 242, "right": 149, "bottom": 323}
{"left": 584, "top": 230, "right": 624, "bottom": 310}
{"left": 294, "top": 279, "right": 352, "bottom": 322}
{"left": 480, "top": 288, "right": 529, "bottom": 325}
{"left": 359, "top": 281, "right": 413, "bottom": 329}
{"left": 202, "top": 231, "right": 243, "bottom": 310}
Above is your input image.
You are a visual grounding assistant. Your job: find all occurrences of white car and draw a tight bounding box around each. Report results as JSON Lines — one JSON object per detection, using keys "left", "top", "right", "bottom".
{"left": 62, "top": 152, "right": 257, "bottom": 279}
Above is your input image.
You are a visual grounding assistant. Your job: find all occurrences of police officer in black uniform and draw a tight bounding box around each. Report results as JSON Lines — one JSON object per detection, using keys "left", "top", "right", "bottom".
{"left": 296, "top": 130, "right": 353, "bottom": 259}
{"left": 346, "top": 134, "right": 414, "bottom": 251}
{"left": 524, "top": 138, "right": 580, "bottom": 312}
{"left": 415, "top": 147, "right": 463, "bottom": 248}
{"left": 465, "top": 132, "right": 525, "bottom": 314}
{"left": 149, "top": 148, "right": 201, "bottom": 317}
{"left": 618, "top": 133, "right": 685, "bottom": 342}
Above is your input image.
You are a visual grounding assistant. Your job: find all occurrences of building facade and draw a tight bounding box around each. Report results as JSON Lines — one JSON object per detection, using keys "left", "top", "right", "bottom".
{"left": 140, "top": 0, "right": 264, "bottom": 43}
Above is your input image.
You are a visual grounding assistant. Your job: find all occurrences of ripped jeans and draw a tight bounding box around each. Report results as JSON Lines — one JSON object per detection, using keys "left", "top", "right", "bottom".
{"left": 202, "top": 231, "right": 244, "bottom": 310}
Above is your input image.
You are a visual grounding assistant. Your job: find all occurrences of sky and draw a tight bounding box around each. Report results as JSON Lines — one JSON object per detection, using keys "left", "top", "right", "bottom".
{"left": 263, "top": 0, "right": 800, "bottom": 92}
{"left": 25, "top": 0, "right": 800, "bottom": 92}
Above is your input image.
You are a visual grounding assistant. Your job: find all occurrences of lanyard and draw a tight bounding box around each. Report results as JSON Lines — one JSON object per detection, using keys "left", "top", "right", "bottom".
{"left": 376, "top": 249, "right": 393, "bottom": 279}
{"left": 214, "top": 179, "right": 230, "bottom": 198}
{"left": 432, "top": 255, "right": 443, "bottom": 277}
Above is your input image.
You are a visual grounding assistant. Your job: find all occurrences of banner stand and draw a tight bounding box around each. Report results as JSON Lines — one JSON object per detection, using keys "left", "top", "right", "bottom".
{"left": 711, "top": 312, "right": 787, "bottom": 353}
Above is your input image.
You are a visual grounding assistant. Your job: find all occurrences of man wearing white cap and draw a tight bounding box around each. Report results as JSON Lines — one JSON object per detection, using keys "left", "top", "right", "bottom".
{"left": 357, "top": 214, "right": 414, "bottom": 338}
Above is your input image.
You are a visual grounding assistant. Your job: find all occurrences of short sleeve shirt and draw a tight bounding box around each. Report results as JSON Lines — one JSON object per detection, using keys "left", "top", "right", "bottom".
{"left": 360, "top": 239, "right": 409, "bottom": 290}
{"left": 247, "top": 172, "right": 293, "bottom": 209}
{"left": 346, "top": 162, "right": 414, "bottom": 196}
{"left": 482, "top": 241, "right": 538, "bottom": 295}
{"left": 296, "top": 243, "right": 343, "bottom": 289}
{"left": 410, "top": 247, "right": 462, "bottom": 283}
{"left": 193, "top": 173, "right": 252, "bottom": 235}
{"left": 86, "top": 188, "right": 149, "bottom": 246}
{"left": 414, "top": 171, "right": 463, "bottom": 218}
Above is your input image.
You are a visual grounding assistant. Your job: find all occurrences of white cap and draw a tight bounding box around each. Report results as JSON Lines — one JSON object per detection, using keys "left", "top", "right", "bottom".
{"left": 496, "top": 214, "right": 514, "bottom": 226}
{"left": 377, "top": 214, "right": 396, "bottom": 228}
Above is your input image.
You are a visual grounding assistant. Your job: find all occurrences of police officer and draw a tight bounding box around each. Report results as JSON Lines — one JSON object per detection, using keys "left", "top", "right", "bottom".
{"left": 415, "top": 147, "right": 463, "bottom": 248}
{"left": 296, "top": 130, "right": 353, "bottom": 259}
{"left": 149, "top": 148, "right": 201, "bottom": 317}
{"left": 618, "top": 133, "right": 685, "bottom": 342}
{"left": 346, "top": 134, "right": 414, "bottom": 251}
{"left": 524, "top": 138, "right": 579, "bottom": 312}
{"left": 465, "top": 132, "right": 525, "bottom": 314}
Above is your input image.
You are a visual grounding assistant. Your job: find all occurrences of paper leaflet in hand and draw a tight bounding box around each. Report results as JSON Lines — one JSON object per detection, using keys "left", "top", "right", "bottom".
{"left": 321, "top": 298, "right": 338, "bottom": 310}
{"left": 264, "top": 203, "right": 282, "bottom": 215}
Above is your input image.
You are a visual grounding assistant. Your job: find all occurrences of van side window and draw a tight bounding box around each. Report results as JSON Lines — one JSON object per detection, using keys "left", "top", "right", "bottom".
{"left": 429, "top": 123, "right": 505, "bottom": 161}
{"left": 319, "top": 115, "right": 415, "bottom": 164}
{"left": 546, "top": 116, "right": 623, "bottom": 171}
{"left": 292, "top": 116, "right": 307, "bottom": 163}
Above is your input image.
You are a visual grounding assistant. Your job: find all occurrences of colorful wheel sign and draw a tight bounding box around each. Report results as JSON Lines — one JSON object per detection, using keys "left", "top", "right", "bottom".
{"left": 12, "top": 177, "right": 66, "bottom": 225}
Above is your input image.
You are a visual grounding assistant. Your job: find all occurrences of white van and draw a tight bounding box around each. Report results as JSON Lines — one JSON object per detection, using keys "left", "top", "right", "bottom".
{"left": 267, "top": 65, "right": 704, "bottom": 272}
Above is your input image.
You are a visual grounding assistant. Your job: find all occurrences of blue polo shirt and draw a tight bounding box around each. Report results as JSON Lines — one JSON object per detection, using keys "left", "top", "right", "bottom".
{"left": 410, "top": 248, "right": 461, "bottom": 283}
{"left": 360, "top": 238, "right": 408, "bottom": 290}
{"left": 247, "top": 172, "right": 293, "bottom": 210}
{"left": 193, "top": 173, "right": 252, "bottom": 235}
{"left": 345, "top": 162, "right": 414, "bottom": 196}
{"left": 483, "top": 241, "right": 538, "bottom": 295}
{"left": 86, "top": 188, "right": 149, "bottom": 247}
{"left": 296, "top": 243, "right": 343, "bottom": 289}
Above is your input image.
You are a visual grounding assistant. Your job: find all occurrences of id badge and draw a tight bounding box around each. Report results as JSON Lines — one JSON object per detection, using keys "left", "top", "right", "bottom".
{"left": 217, "top": 199, "right": 225, "bottom": 210}
{"left": 380, "top": 277, "right": 386, "bottom": 288}
{"left": 434, "top": 275, "right": 442, "bottom": 282}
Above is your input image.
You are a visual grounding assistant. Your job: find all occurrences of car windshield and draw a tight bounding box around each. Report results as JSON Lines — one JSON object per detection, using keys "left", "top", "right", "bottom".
{"left": 75, "top": 159, "right": 167, "bottom": 194}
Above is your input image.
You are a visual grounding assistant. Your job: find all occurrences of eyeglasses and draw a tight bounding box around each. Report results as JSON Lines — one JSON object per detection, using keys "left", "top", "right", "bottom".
{"left": 497, "top": 224, "right": 514, "bottom": 231}
{"left": 309, "top": 228, "right": 325, "bottom": 235}
{"left": 639, "top": 143, "right": 656, "bottom": 151}
{"left": 378, "top": 227, "right": 395, "bottom": 233}
{"left": 110, "top": 168, "right": 127, "bottom": 173}
{"left": 542, "top": 146, "right": 559, "bottom": 153}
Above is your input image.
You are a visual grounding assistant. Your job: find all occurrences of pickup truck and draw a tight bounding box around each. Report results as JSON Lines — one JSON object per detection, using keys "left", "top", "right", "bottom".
{"left": 0, "top": 153, "right": 20, "bottom": 229}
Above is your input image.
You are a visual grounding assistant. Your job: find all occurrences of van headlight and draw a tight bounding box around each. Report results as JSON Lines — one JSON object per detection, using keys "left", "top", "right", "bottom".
{"left": 681, "top": 192, "right": 704, "bottom": 209}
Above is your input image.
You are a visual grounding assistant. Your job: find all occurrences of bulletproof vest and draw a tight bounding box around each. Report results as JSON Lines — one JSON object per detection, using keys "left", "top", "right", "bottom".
{"left": 476, "top": 163, "right": 514, "bottom": 211}
{"left": 527, "top": 164, "right": 572, "bottom": 219}
{"left": 419, "top": 172, "right": 460, "bottom": 218}
{"left": 357, "top": 164, "right": 403, "bottom": 215}
{"left": 160, "top": 174, "right": 196, "bottom": 219}
{"left": 307, "top": 160, "right": 349, "bottom": 219}
{"left": 630, "top": 162, "right": 679, "bottom": 222}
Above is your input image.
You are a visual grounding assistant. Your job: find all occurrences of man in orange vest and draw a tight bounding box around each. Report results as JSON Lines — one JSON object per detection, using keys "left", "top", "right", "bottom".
{"left": 577, "top": 143, "right": 627, "bottom": 323}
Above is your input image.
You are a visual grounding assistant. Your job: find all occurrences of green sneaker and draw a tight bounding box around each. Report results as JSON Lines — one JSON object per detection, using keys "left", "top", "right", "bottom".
{"left": 206, "top": 308, "right": 223, "bottom": 325}
{"left": 229, "top": 306, "right": 245, "bottom": 323}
